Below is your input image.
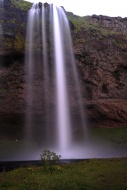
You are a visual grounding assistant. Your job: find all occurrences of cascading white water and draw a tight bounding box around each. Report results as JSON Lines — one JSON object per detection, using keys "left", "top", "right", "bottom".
{"left": 59, "top": 9, "right": 88, "bottom": 140}
{"left": 25, "top": 3, "right": 87, "bottom": 158}
{"left": 25, "top": 3, "right": 40, "bottom": 140}
{"left": 42, "top": 3, "right": 50, "bottom": 135}
{"left": 53, "top": 6, "right": 72, "bottom": 151}
{"left": 42, "top": 4, "right": 48, "bottom": 88}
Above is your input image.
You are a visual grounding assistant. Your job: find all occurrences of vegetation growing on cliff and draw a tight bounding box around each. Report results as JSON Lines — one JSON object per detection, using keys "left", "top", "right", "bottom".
{"left": 67, "top": 13, "right": 120, "bottom": 40}
{"left": 14, "top": 35, "right": 25, "bottom": 53}
{"left": 0, "top": 0, "right": 28, "bottom": 54}
{"left": 10, "top": 0, "right": 32, "bottom": 11}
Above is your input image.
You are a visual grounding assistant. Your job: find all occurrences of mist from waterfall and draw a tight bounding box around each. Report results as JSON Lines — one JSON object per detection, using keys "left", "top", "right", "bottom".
{"left": 25, "top": 3, "right": 87, "bottom": 158}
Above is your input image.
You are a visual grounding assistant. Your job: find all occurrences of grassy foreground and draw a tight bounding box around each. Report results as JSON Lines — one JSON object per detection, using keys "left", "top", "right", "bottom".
{"left": 0, "top": 158, "right": 127, "bottom": 190}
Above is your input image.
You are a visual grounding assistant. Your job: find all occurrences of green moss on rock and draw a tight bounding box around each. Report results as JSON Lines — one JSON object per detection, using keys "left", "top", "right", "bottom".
{"left": 10, "top": 0, "right": 32, "bottom": 11}
{"left": 14, "top": 35, "right": 25, "bottom": 53}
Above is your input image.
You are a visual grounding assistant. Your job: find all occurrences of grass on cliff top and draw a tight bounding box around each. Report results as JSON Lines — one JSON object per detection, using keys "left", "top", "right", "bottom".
{"left": 10, "top": 0, "right": 32, "bottom": 11}
{"left": 67, "top": 13, "right": 119, "bottom": 37}
{"left": 0, "top": 158, "right": 127, "bottom": 190}
{"left": 67, "top": 14, "right": 95, "bottom": 31}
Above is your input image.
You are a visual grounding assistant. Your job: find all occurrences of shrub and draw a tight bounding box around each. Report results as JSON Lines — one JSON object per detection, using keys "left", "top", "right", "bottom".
{"left": 40, "top": 149, "right": 61, "bottom": 174}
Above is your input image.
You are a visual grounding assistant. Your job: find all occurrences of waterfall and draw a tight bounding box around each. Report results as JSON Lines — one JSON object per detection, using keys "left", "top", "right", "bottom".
{"left": 53, "top": 6, "right": 72, "bottom": 151}
{"left": 25, "top": 3, "right": 87, "bottom": 158}
{"left": 25, "top": 3, "right": 40, "bottom": 141}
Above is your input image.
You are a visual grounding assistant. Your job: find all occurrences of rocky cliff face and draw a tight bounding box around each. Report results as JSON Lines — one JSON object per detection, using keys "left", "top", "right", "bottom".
{"left": 68, "top": 13, "right": 127, "bottom": 127}
{"left": 88, "top": 14, "right": 127, "bottom": 34}
{"left": 0, "top": 0, "right": 127, "bottom": 128}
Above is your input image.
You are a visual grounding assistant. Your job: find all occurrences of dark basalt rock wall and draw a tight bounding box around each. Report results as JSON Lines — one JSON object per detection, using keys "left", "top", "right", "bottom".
{"left": 0, "top": 0, "right": 127, "bottom": 131}
{"left": 71, "top": 14, "right": 127, "bottom": 127}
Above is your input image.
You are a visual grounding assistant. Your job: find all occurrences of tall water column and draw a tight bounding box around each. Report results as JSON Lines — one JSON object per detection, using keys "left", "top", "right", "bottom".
{"left": 53, "top": 6, "right": 72, "bottom": 152}
{"left": 25, "top": 3, "right": 87, "bottom": 158}
{"left": 25, "top": 3, "right": 41, "bottom": 141}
